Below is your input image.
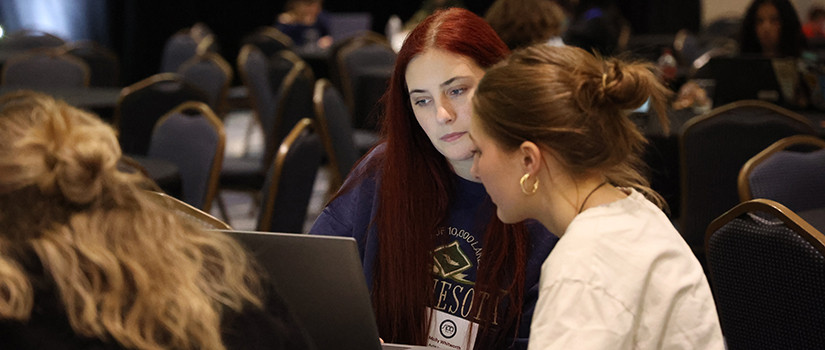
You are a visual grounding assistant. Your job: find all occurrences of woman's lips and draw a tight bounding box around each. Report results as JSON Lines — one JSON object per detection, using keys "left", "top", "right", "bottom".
{"left": 440, "top": 132, "right": 466, "bottom": 142}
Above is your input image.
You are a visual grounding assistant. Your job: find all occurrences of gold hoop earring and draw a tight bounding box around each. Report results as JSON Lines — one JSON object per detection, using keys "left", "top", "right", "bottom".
{"left": 520, "top": 173, "right": 539, "bottom": 195}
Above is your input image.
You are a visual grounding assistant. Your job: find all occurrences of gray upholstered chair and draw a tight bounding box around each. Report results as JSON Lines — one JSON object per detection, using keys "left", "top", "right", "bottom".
{"left": 241, "top": 26, "right": 294, "bottom": 57}
{"left": 0, "top": 29, "right": 65, "bottom": 50}
{"left": 114, "top": 73, "right": 209, "bottom": 155}
{"left": 706, "top": 198, "right": 825, "bottom": 349}
{"left": 64, "top": 40, "right": 120, "bottom": 87}
{"left": 313, "top": 78, "right": 376, "bottom": 191}
{"left": 257, "top": 118, "right": 323, "bottom": 233}
{"left": 148, "top": 101, "right": 225, "bottom": 211}
{"left": 159, "top": 29, "right": 215, "bottom": 73}
{"left": 739, "top": 135, "right": 825, "bottom": 212}
{"left": 178, "top": 52, "right": 234, "bottom": 117}
{"left": 332, "top": 32, "right": 396, "bottom": 129}
{"left": 1, "top": 48, "right": 89, "bottom": 88}
{"left": 679, "top": 100, "right": 816, "bottom": 270}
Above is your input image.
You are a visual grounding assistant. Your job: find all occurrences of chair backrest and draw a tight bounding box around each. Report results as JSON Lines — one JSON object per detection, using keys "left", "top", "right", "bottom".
{"left": 160, "top": 29, "right": 215, "bottom": 73}
{"left": 0, "top": 29, "right": 65, "bottom": 50}
{"left": 148, "top": 101, "right": 225, "bottom": 211}
{"left": 268, "top": 60, "right": 315, "bottom": 165}
{"left": 114, "top": 73, "right": 209, "bottom": 155}
{"left": 241, "top": 26, "right": 294, "bottom": 57}
{"left": 237, "top": 44, "right": 277, "bottom": 140}
{"left": 313, "top": 78, "right": 359, "bottom": 190}
{"left": 679, "top": 100, "right": 816, "bottom": 266}
{"left": 333, "top": 32, "right": 396, "bottom": 114}
{"left": 257, "top": 118, "right": 323, "bottom": 233}
{"left": 143, "top": 191, "right": 230, "bottom": 230}
{"left": 705, "top": 198, "right": 825, "bottom": 349}
{"left": 64, "top": 40, "right": 120, "bottom": 87}
{"left": 269, "top": 49, "right": 302, "bottom": 94}
{"left": 738, "top": 135, "right": 825, "bottom": 212}
{"left": 1, "top": 48, "right": 90, "bottom": 88}
{"left": 178, "top": 52, "right": 234, "bottom": 116}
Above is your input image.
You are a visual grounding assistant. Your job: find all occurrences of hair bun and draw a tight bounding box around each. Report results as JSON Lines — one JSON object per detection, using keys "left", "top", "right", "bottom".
{"left": 599, "top": 59, "right": 656, "bottom": 111}
{"left": 32, "top": 110, "right": 121, "bottom": 205}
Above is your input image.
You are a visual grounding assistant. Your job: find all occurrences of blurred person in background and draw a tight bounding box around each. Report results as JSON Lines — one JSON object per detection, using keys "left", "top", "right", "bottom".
{"left": 276, "top": 0, "right": 333, "bottom": 49}
{"left": 740, "top": 0, "right": 807, "bottom": 58}
{"left": 485, "top": 0, "right": 568, "bottom": 50}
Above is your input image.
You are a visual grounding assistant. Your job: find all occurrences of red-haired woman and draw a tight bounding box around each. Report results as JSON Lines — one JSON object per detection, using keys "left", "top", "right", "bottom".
{"left": 309, "top": 8, "right": 557, "bottom": 350}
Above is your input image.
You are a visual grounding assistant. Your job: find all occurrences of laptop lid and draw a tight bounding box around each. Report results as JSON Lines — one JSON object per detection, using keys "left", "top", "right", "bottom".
{"left": 222, "top": 230, "right": 429, "bottom": 350}
{"left": 698, "top": 55, "right": 797, "bottom": 108}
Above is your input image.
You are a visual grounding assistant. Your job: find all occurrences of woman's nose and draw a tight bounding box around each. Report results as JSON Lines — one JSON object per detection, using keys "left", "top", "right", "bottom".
{"left": 435, "top": 100, "right": 455, "bottom": 124}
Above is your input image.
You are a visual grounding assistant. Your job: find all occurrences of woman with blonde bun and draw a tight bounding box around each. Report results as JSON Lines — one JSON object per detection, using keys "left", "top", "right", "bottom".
{"left": 0, "top": 91, "right": 309, "bottom": 349}
{"left": 469, "top": 45, "right": 724, "bottom": 349}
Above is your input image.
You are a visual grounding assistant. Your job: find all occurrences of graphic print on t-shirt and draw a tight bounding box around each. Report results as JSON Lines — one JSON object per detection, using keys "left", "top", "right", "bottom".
{"left": 433, "top": 240, "right": 473, "bottom": 283}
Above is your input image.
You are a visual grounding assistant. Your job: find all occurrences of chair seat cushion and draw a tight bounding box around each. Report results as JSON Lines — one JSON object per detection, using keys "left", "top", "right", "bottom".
{"left": 220, "top": 156, "right": 266, "bottom": 189}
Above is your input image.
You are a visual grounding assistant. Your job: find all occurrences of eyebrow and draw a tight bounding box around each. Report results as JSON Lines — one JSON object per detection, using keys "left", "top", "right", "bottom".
{"left": 408, "top": 76, "right": 470, "bottom": 95}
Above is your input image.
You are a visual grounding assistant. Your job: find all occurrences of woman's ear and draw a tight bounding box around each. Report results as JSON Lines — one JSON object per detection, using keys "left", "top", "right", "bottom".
{"left": 519, "top": 141, "right": 542, "bottom": 174}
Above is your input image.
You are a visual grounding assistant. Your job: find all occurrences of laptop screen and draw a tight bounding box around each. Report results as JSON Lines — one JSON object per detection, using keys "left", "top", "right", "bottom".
{"left": 221, "top": 230, "right": 383, "bottom": 350}
{"left": 697, "top": 55, "right": 798, "bottom": 108}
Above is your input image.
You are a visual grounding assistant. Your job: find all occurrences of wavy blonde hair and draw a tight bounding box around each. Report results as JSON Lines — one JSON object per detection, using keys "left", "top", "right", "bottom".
{"left": 0, "top": 91, "right": 262, "bottom": 350}
{"left": 473, "top": 45, "right": 673, "bottom": 208}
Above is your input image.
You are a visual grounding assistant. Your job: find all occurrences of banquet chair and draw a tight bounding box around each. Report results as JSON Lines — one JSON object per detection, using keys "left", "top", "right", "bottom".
{"left": 241, "top": 26, "right": 294, "bottom": 57}
{"left": 178, "top": 52, "right": 234, "bottom": 117}
{"left": 706, "top": 198, "right": 825, "bottom": 350}
{"left": 159, "top": 29, "right": 215, "bottom": 73}
{"left": 0, "top": 29, "right": 65, "bottom": 50}
{"left": 64, "top": 40, "right": 120, "bottom": 87}
{"left": 218, "top": 46, "right": 294, "bottom": 222}
{"left": 313, "top": 79, "right": 376, "bottom": 191}
{"left": 148, "top": 101, "right": 225, "bottom": 212}
{"left": 144, "top": 191, "right": 231, "bottom": 230}
{"left": 114, "top": 72, "right": 209, "bottom": 155}
{"left": 679, "top": 100, "right": 816, "bottom": 271}
{"left": 217, "top": 60, "right": 314, "bottom": 224}
{"left": 269, "top": 49, "right": 303, "bottom": 94}
{"left": 738, "top": 135, "right": 825, "bottom": 213}
{"left": 331, "top": 32, "right": 396, "bottom": 128}
{"left": 257, "top": 118, "right": 322, "bottom": 233}
{"left": 1, "top": 48, "right": 90, "bottom": 88}
{"left": 269, "top": 58, "right": 315, "bottom": 163}
{"left": 236, "top": 44, "right": 277, "bottom": 156}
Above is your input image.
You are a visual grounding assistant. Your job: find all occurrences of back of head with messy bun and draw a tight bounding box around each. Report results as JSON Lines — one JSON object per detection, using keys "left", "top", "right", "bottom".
{"left": 0, "top": 91, "right": 264, "bottom": 350}
{"left": 0, "top": 90, "right": 125, "bottom": 205}
{"left": 472, "top": 45, "right": 672, "bottom": 207}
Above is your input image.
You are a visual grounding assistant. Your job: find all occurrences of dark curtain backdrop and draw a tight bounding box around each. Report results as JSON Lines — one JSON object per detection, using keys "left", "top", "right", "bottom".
{"left": 0, "top": 0, "right": 701, "bottom": 86}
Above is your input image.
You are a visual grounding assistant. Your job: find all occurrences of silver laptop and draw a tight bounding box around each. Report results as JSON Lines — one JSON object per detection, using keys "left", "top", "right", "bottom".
{"left": 222, "top": 230, "right": 430, "bottom": 350}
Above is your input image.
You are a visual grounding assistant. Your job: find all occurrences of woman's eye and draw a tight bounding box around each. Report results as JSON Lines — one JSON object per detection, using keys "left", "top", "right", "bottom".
{"left": 448, "top": 87, "right": 466, "bottom": 97}
{"left": 413, "top": 98, "right": 431, "bottom": 107}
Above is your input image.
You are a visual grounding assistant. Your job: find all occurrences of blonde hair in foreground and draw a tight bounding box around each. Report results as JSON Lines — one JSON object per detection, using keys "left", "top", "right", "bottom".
{"left": 473, "top": 45, "right": 672, "bottom": 207}
{"left": 0, "top": 91, "right": 262, "bottom": 350}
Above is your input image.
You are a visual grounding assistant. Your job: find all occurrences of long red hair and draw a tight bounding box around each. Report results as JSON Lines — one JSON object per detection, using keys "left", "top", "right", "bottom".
{"left": 335, "top": 8, "right": 530, "bottom": 348}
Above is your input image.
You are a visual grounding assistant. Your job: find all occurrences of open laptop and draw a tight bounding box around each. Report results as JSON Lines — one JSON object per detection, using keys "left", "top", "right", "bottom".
{"left": 221, "top": 230, "right": 431, "bottom": 350}
{"left": 697, "top": 55, "right": 798, "bottom": 108}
